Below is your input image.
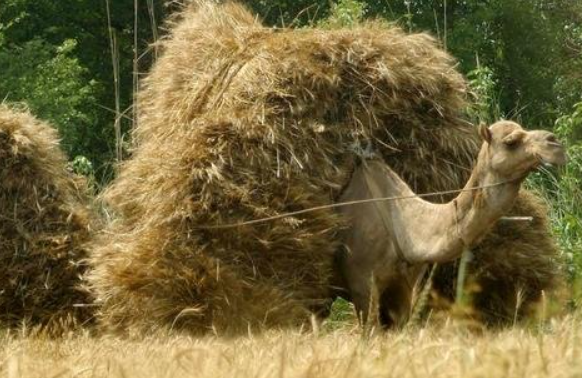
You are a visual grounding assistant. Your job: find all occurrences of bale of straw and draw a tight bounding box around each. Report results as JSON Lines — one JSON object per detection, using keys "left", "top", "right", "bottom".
{"left": 89, "top": 1, "right": 561, "bottom": 333}
{"left": 0, "top": 104, "right": 94, "bottom": 331}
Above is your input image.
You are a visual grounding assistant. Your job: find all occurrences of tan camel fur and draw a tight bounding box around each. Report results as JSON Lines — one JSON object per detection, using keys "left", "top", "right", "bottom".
{"left": 336, "top": 121, "right": 567, "bottom": 328}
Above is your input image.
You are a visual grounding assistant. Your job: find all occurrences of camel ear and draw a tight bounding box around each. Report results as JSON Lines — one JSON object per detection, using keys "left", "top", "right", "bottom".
{"left": 478, "top": 123, "right": 492, "bottom": 144}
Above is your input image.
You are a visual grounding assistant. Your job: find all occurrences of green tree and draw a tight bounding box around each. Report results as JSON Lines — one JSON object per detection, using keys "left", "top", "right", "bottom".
{"left": 0, "top": 0, "right": 164, "bottom": 180}
{"left": 0, "top": 39, "right": 100, "bottom": 161}
{"left": 365, "top": 0, "right": 580, "bottom": 128}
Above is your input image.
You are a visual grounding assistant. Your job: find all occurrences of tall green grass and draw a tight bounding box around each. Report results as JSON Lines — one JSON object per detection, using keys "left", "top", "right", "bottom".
{"left": 528, "top": 103, "right": 582, "bottom": 303}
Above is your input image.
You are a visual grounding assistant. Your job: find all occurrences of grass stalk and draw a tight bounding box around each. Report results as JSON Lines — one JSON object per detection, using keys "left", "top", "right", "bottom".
{"left": 455, "top": 249, "right": 471, "bottom": 306}
{"left": 133, "top": 0, "right": 139, "bottom": 129}
{"left": 105, "top": 0, "right": 123, "bottom": 162}
{"left": 147, "top": 0, "right": 159, "bottom": 60}
{"left": 443, "top": 0, "right": 447, "bottom": 50}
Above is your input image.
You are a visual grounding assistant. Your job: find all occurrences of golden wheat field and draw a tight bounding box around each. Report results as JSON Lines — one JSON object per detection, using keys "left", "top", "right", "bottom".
{"left": 3, "top": 314, "right": 582, "bottom": 378}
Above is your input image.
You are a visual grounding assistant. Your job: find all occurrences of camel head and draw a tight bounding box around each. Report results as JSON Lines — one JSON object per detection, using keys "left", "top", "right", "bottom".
{"left": 478, "top": 120, "right": 567, "bottom": 182}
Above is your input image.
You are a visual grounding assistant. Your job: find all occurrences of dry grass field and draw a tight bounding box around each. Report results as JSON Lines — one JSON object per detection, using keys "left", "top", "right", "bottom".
{"left": 3, "top": 313, "right": 582, "bottom": 378}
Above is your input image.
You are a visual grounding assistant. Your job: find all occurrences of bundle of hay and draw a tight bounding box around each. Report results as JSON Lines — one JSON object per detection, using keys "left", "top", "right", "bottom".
{"left": 431, "top": 191, "right": 562, "bottom": 324}
{"left": 0, "top": 104, "right": 94, "bottom": 330}
{"left": 89, "top": 1, "right": 561, "bottom": 334}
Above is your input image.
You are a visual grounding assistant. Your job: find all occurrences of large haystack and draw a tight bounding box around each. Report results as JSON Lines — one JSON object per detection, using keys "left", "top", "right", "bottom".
{"left": 89, "top": 1, "right": 561, "bottom": 334}
{"left": 0, "top": 104, "right": 94, "bottom": 330}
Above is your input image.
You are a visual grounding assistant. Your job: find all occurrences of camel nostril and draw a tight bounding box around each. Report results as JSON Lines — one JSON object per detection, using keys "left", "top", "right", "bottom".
{"left": 546, "top": 134, "right": 558, "bottom": 143}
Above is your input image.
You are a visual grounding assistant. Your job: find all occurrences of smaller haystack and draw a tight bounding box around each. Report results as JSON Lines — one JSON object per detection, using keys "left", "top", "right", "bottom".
{"left": 0, "top": 104, "right": 94, "bottom": 330}
{"left": 431, "top": 191, "right": 563, "bottom": 324}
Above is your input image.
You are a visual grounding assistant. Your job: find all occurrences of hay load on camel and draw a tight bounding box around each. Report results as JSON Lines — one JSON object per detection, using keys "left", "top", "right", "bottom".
{"left": 89, "top": 1, "right": 562, "bottom": 334}
{"left": 0, "top": 104, "right": 94, "bottom": 330}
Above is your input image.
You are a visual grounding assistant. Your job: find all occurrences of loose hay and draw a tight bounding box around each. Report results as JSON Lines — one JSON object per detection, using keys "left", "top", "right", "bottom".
{"left": 0, "top": 104, "right": 94, "bottom": 331}
{"left": 89, "top": 1, "right": 562, "bottom": 334}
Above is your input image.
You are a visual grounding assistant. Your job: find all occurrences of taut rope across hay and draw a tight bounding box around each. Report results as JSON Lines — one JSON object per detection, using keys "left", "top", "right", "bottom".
{"left": 198, "top": 179, "right": 519, "bottom": 230}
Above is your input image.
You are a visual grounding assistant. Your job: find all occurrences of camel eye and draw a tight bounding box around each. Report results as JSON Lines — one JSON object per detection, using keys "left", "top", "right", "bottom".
{"left": 503, "top": 136, "right": 522, "bottom": 149}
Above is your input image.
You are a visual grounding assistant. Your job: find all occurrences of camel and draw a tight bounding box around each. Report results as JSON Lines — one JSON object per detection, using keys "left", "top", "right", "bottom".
{"left": 335, "top": 121, "right": 567, "bottom": 328}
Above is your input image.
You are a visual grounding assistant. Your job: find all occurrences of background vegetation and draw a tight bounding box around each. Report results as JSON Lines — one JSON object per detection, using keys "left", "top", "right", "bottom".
{"left": 1, "top": 0, "right": 581, "bottom": 291}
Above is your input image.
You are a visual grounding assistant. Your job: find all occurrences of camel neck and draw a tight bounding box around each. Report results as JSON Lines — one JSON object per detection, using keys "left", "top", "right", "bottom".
{"left": 451, "top": 162, "right": 521, "bottom": 247}
{"left": 358, "top": 158, "right": 522, "bottom": 264}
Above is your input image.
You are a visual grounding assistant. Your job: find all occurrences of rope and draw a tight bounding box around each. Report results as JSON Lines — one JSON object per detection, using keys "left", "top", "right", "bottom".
{"left": 197, "top": 179, "right": 516, "bottom": 230}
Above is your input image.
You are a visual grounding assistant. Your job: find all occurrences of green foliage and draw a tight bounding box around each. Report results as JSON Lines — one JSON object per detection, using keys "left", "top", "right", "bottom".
{"left": 467, "top": 64, "right": 501, "bottom": 125}
{"left": 556, "top": 102, "right": 582, "bottom": 142}
{"left": 369, "top": 0, "right": 580, "bottom": 129}
{"left": 71, "top": 155, "right": 94, "bottom": 178}
{"left": 0, "top": 39, "right": 99, "bottom": 161}
{"left": 70, "top": 155, "right": 97, "bottom": 192}
{"left": 244, "top": 0, "right": 329, "bottom": 27}
{"left": 0, "top": 0, "right": 164, "bottom": 180}
{"left": 323, "top": 298, "right": 355, "bottom": 330}
{"left": 318, "top": 0, "right": 367, "bottom": 28}
{"left": 528, "top": 102, "right": 582, "bottom": 299}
